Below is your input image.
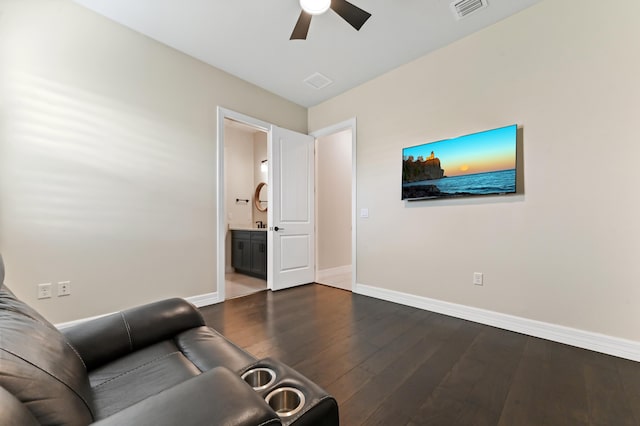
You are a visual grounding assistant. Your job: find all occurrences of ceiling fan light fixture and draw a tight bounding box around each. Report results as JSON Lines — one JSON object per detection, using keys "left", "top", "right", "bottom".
{"left": 299, "top": 0, "right": 331, "bottom": 15}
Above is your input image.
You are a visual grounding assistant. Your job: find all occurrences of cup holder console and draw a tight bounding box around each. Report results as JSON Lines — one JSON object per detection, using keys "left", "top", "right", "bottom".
{"left": 242, "top": 368, "right": 306, "bottom": 419}
{"left": 265, "top": 387, "right": 306, "bottom": 418}
{"left": 241, "top": 367, "right": 276, "bottom": 391}
{"left": 239, "top": 358, "right": 338, "bottom": 425}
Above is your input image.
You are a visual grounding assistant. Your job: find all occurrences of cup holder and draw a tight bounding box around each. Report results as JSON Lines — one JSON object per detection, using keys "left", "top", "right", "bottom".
{"left": 265, "top": 387, "right": 306, "bottom": 418}
{"left": 241, "top": 368, "right": 276, "bottom": 391}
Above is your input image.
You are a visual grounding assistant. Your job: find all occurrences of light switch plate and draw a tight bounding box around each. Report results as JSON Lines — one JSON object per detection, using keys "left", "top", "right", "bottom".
{"left": 473, "top": 272, "right": 483, "bottom": 286}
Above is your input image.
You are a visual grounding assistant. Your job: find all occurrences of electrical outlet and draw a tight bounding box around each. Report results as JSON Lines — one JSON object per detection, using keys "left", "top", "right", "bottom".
{"left": 473, "top": 272, "right": 483, "bottom": 286}
{"left": 37, "top": 283, "right": 52, "bottom": 299}
{"left": 57, "top": 281, "right": 71, "bottom": 297}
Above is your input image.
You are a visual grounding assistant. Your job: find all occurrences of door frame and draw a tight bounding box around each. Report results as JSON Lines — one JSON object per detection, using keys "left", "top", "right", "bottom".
{"left": 310, "top": 118, "right": 357, "bottom": 291}
{"left": 216, "top": 107, "right": 272, "bottom": 301}
{"left": 216, "top": 109, "right": 358, "bottom": 300}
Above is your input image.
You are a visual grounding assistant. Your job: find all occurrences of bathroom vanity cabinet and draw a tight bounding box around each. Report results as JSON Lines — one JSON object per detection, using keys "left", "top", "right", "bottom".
{"left": 231, "top": 230, "right": 267, "bottom": 280}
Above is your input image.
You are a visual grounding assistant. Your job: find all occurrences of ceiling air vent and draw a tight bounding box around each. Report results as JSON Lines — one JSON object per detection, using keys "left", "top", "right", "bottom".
{"left": 304, "top": 72, "right": 333, "bottom": 90}
{"left": 450, "top": 0, "right": 488, "bottom": 19}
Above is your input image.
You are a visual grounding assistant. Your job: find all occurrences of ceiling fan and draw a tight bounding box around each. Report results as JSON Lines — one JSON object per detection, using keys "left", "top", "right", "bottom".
{"left": 291, "top": 0, "right": 372, "bottom": 40}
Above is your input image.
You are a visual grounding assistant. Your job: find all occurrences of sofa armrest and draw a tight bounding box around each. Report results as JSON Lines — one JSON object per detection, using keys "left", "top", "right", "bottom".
{"left": 91, "top": 367, "right": 281, "bottom": 426}
{"left": 0, "top": 386, "right": 40, "bottom": 426}
{"left": 62, "top": 298, "right": 205, "bottom": 370}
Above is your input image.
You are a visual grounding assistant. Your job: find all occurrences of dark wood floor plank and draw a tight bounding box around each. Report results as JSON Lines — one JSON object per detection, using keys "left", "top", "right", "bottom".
{"left": 320, "top": 321, "right": 454, "bottom": 425}
{"left": 198, "top": 284, "right": 640, "bottom": 426}
{"left": 241, "top": 301, "right": 358, "bottom": 363}
{"left": 341, "top": 318, "right": 480, "bottom": 425}
{"left": 413, "top": 389, "right": 500, "bottom": 426}
{"left": 498, "top": 338, "right": 592, "bottom": 426}
{"left": 584, "top": 362, "right": 637, "bottom": 426}
{"left": 292, "top": 338, "right": 381, "bottom": 389}
{"left": 409, "top": 393, "right": 465, "bottom": 426}
{"left": 358, "top": 311, "right": 437, "bottom": 375}
{"left": 413, "top": 327, "right": 527, "bottom": 425}
{"left": 323, "top": 366, "right": 373, "bottom": 404}
{"left": 337, "top": 376, "right": 393, "bottom": 426}
{"left": 361, "top": 402, "right": 414, "bottom": 426}
{"left": 372, "top": 320, "right": 484, "bottom": 422}
{"left": 617, "top": 358, "right": 640, "bottom": 424}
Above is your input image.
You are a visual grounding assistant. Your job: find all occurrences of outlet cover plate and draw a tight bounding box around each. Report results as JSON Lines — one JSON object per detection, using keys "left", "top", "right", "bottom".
{"left": 58, "top": 281, "right": 71, "bottom": 296}
{"left": 38, "top": 283, "right": 52, "bottom": 299}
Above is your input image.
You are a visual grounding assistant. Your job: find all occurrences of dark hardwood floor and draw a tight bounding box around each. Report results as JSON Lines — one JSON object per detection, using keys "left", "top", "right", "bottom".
{"left": 199, "top": 284, "right": 640, "bottom": 426}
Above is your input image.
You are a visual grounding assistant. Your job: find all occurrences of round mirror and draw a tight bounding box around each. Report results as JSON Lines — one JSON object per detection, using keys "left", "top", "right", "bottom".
{"left": 254, "top": 182, "right": 267, "bottom": 212}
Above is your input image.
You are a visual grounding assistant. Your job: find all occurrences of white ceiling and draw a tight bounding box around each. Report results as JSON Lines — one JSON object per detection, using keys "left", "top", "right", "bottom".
{"left": 72, "top": 0, "right": 541, "bottom": 108}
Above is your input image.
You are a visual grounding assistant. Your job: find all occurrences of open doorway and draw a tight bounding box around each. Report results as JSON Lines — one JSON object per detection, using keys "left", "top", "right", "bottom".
{"left": 221, "top": 116, "right": 269, "bottom": 299}
{"left": 216, "top": 107, "right": 272, "bottom": 301}
{"left": 313, "top": 120, "right": 356, "bottom": 291}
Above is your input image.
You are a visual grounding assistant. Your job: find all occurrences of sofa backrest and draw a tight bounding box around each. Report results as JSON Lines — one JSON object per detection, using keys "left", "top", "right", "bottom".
{"left": 0, "top": 255, "right": 95, "bottom": 425}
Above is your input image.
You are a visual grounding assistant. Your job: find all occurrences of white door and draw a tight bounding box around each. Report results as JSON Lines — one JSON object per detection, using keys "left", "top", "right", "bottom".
{"left": 268, "top": 126, "right": 315, "bottom": 291}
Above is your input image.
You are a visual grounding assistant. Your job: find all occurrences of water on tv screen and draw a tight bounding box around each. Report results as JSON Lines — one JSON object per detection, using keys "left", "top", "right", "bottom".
{"left": 402, "top": 124, "right": 517, "bottom": 200}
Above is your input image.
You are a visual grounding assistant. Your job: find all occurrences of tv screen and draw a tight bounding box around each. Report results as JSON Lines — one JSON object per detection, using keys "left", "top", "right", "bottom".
{"left": 402, "top": 124, "right": 517, "bottom": 200}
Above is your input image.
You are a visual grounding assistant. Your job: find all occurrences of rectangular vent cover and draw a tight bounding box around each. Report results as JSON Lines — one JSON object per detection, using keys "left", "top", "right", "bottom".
{"left": 304, "top": 72, "right": 333, "bottom": 90}
{"left": 451, "top": 0, "right": 488, "bottom": 19}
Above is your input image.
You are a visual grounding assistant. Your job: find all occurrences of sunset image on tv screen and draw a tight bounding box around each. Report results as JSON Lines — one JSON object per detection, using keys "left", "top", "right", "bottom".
{"left": 402, "top": 124, "right": 517, "bottom": 200}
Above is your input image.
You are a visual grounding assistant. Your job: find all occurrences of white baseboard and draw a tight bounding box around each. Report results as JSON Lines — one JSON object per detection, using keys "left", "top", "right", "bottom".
{"left": 186, "top": 292, "right": 220, "bottom": 308}
{"left": 56, "top": 292, "right": 221, "bottom": 330}
{"left": 316, "top": 265, "right": 351, "bottom": 281}
{"left": 56, "top": 312, "right": 111, "bottom": 330}
{"left": 354, "top": 283, "right": 640, "bottom": 362}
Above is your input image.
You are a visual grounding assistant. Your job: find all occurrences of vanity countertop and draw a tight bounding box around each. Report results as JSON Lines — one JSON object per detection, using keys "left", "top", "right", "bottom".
{"left": 229, "top": 226, "right": 268, "bottom": 232}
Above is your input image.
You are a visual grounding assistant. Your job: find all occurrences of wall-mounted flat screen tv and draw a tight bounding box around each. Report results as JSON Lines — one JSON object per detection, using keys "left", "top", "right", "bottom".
{"left": 402, "top": 124, "right": 517, "bottom": 201}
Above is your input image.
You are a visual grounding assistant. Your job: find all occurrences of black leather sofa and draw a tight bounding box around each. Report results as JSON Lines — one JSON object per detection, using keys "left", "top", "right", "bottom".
{"left": 0, "top": 255, "right": 338, "bottom": 425}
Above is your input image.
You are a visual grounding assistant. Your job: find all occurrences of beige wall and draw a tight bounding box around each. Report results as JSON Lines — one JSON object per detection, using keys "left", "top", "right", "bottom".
{"left": 252, "top": 132, "right": 268, "bottom": 226}
{"left": 316, "top": 129, "right": 352, "bottom": 271}
{"left": 0, "top": 0, "right": 306, "bottom": 322}
{"left": 223, "top": 124, "right": 255, "bottom": 272}
{"left": 309, "top": 0, "right": 640, "bottom": 342}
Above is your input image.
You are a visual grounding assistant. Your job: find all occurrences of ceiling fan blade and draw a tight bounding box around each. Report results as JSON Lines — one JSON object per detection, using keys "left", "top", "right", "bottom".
{"left": 330, "top": 0, "right": 371, "bottom": 31}
{"left": 290, "top": 11, "right": 312, "bottom": 40}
